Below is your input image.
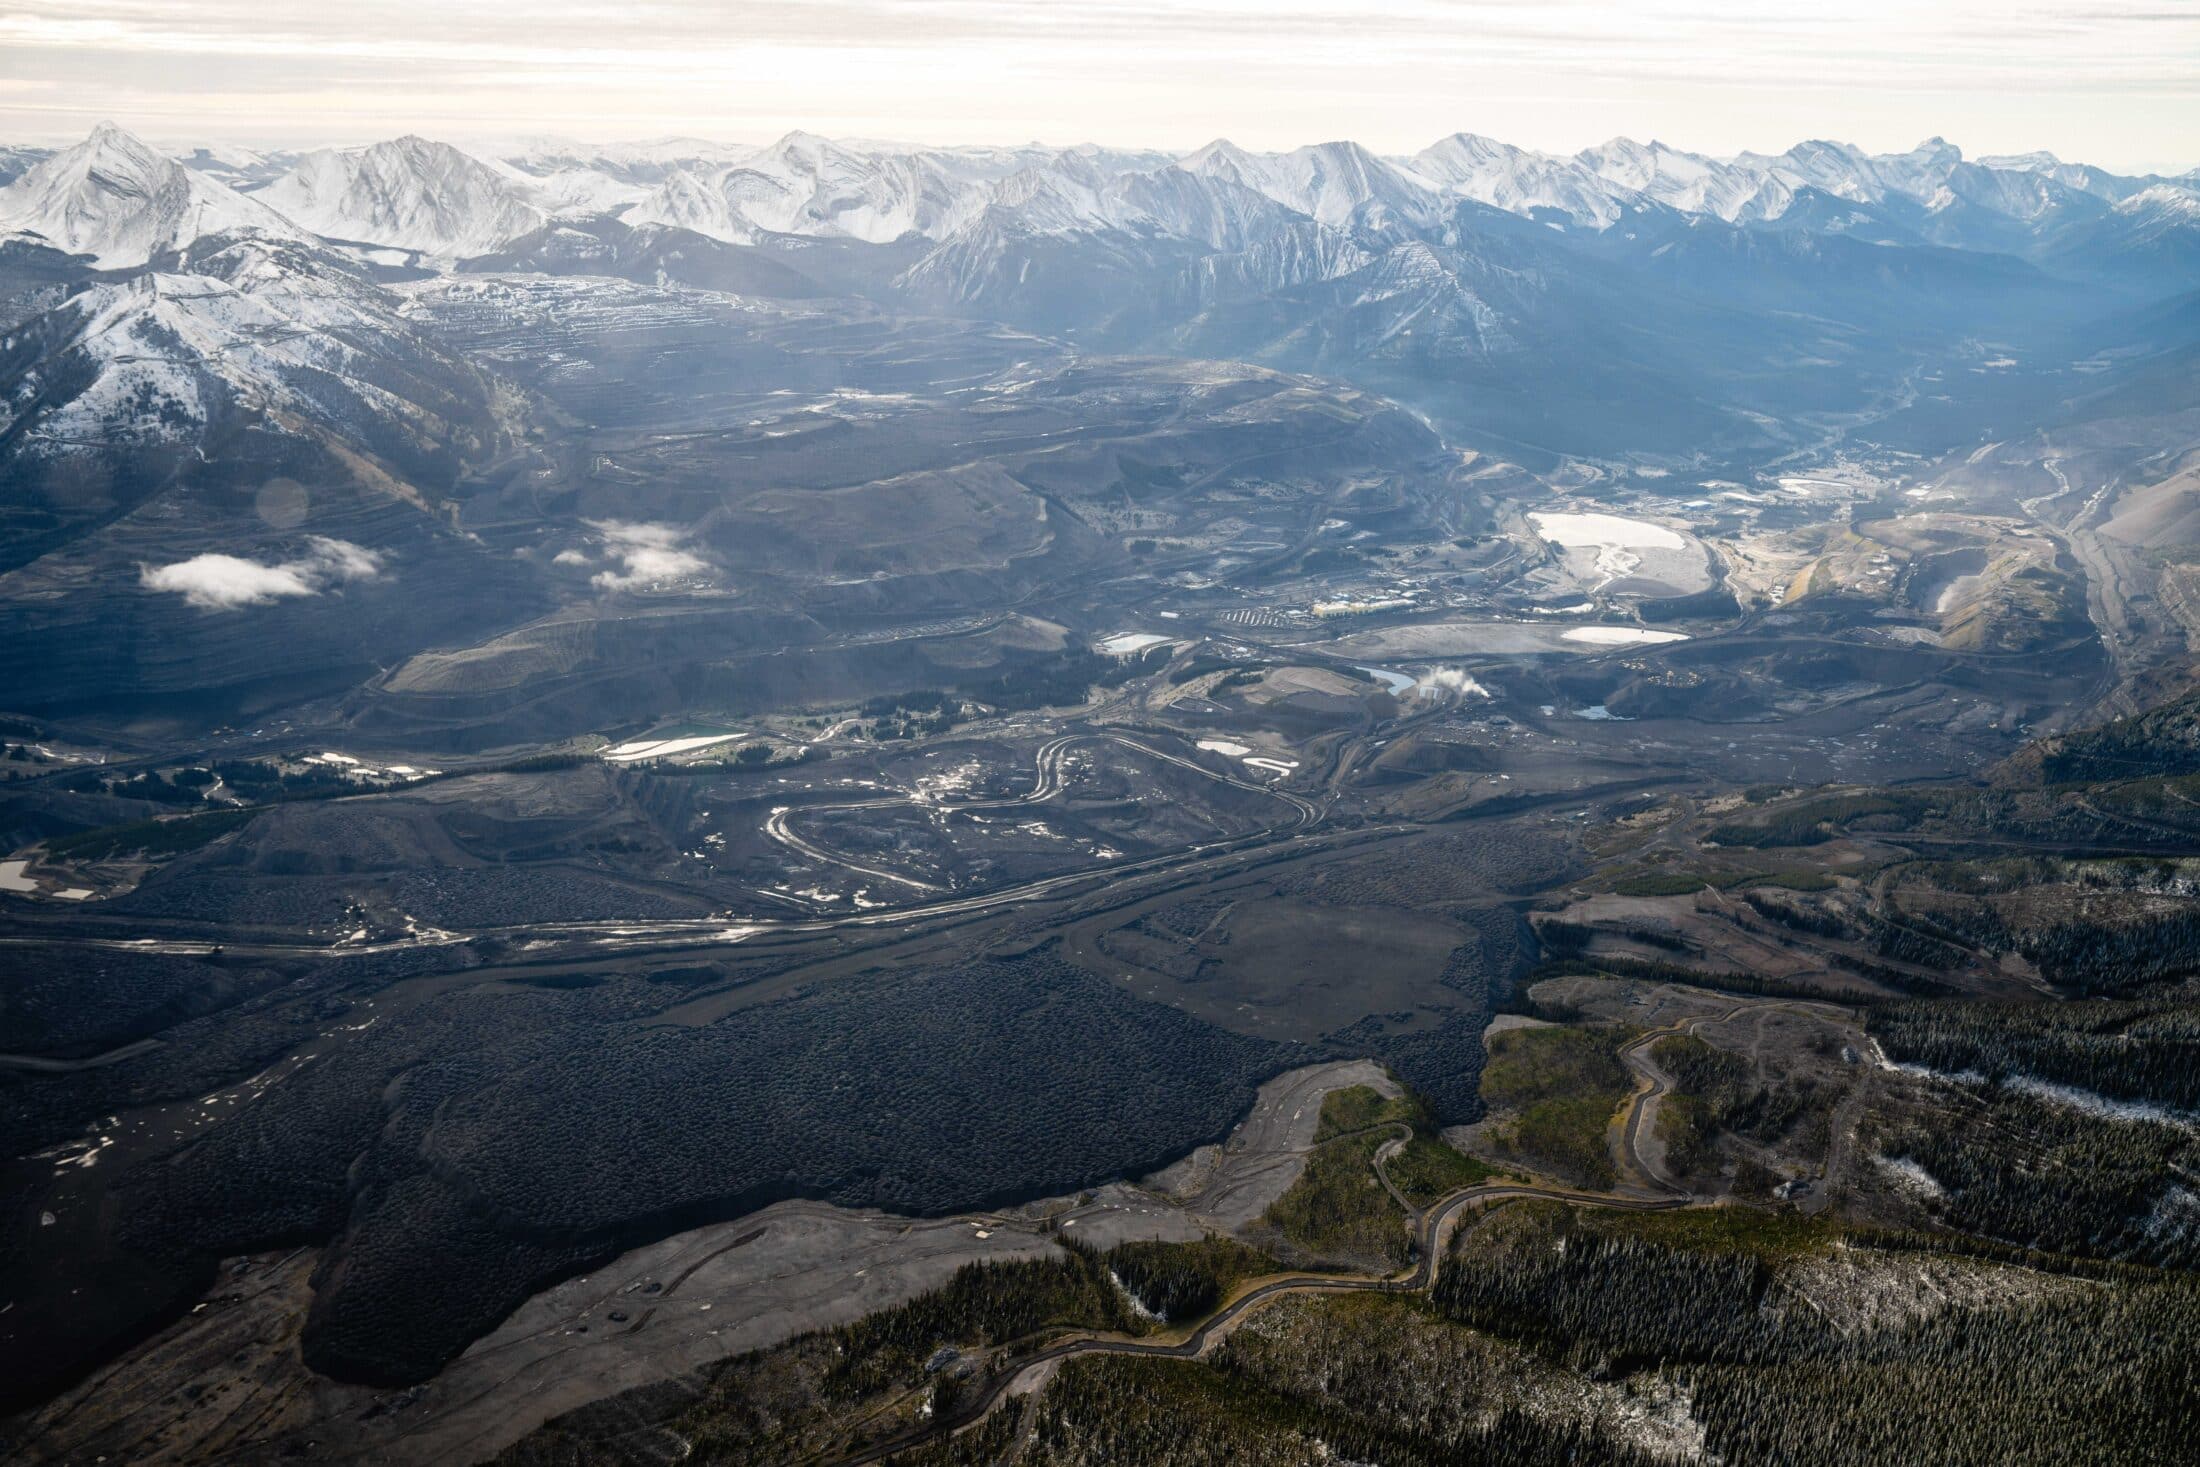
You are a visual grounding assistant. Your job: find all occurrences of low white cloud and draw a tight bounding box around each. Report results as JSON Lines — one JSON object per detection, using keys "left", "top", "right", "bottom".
{"left": 584, "top": 519, "right": 707, "bottom": 590}
{"left": 552, "top": 548, "right": 591, "bottom": 566}
{"left": 139, "top": 536, "right": 384, "bottom": 610}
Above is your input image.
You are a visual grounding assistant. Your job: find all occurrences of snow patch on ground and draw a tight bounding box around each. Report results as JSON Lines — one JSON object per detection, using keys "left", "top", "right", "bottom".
{"left": 2006, "top": 1075, "right": 2200, "bottom": 1134}
{"left": 2144, "top": 1185, "right": 2200, "bottom": 1242}
{"left": 1899, "top": 1056, "right": 2200, "bottom": 1134}
{"left": 1876, "top": 1154, "right": 1945, "bottom": 1199}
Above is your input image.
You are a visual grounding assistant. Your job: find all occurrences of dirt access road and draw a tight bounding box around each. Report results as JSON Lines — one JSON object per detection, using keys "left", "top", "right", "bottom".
{"left": 832, "top": 993, "right": 1859, "bottom": 1465}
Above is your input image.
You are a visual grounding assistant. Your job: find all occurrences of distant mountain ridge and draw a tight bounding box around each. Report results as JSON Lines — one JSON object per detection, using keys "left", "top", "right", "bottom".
{"left": 0, "top": 121, "right": 2190, "bottom": 273}
{"left": 1, "top": 120, "right": 2194, "bottom": 470}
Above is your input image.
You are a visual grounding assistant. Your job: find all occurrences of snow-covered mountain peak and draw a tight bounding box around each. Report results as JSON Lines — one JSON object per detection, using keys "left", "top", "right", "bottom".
{"left": 1292, "top": 141, "right": 1443, "bottom": 225}
{"left": 1578, "top": 137, "right": 1725, "bottom": 190}
{"left": 1411, "top": 133, "right": 1626, "bottom": 228}
{"left": 938, "top": 153, "right": 1115, "bottom": 240}
{"left": 760, "top": 128, "right": 835, "bottom": 160}
{"left": 1179, "top": 139, "right": 1438, "bottom": 230}
{"left": 2118, "top": 183, "right": 2200, "bottom": 219}
{"left": 1576, "top": 137, "right": 1762, "bottom": 221}
{"left": 257, "top": 136, "right": 546, "bottom": 256}
{"left": 1876, "top": 137, "right": 1965, "bottom": 196}
{"left": 627, "top": 131, "right": 985, "bottom": 244}
{"left": 623, "top": 165, "right": 757, "bottom": 242}
{"left": 1981, "top": 150, "right": 2063, "bottom": 172}
{"left": 1177, "top": 139, "right": 1259, "bottom": 184}
{"left": 0, "top": 122, "right": 300, "bottom": 268}
{"left": 1416, "top": 132, "right": 1537, "bottom": 173}
{"left": 991, "top": 149, "right": 1110, "bottom": 213}
{"left": 63, "top": 122, "right": 177, "bottom": 200}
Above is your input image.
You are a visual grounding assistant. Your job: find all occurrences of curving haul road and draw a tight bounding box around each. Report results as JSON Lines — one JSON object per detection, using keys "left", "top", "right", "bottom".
{"left": 827, "top": 993, "right": 1858, "bottom": 1465}
{"left": 758, "top": 731, "right": 1317, "bottom": 895}
{"left": 827, "top": 1172, "right": 1685, "bottom": 1465}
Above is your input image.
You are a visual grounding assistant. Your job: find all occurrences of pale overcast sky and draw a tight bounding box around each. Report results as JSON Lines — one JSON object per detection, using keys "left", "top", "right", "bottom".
{"left": 1, "top": 1, "right": 2193, "bottom": 170}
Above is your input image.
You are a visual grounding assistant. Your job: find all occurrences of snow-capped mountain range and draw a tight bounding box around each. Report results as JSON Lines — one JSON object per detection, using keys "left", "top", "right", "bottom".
{"left": 1, "top": 117, "right": 2195, "bottom": 502}
{"left": 0, "top": 121, "right": 2192, "bottom": 274}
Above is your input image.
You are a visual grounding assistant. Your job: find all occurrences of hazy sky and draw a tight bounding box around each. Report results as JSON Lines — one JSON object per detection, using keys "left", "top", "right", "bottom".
{"left": 2, "top": 1, "right": 2193, "bottom": 170}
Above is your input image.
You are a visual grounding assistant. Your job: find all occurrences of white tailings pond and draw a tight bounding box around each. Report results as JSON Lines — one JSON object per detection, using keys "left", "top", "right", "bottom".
{"left": 1529, "top": 512, "right": 1687, "bottom": 551}
{"left": 1561, "top": 626, "right": 1691, "bottom": 647}
{"left": 1097, "top": 632, "right": 1173, "bottom": 655}
{"left": 1327, "top": 621, "right": 1685, "bottom": 658}
{"left": 1528, "top": 510, "right": 1710, "bottom": 594}
{"left": 0, "top": 859, "right": 90, "bottom": 901}
{"left": 1356, "top": 667, "right": 1416, "bottom": 695}
{"left": 605, "top": 733, "right": 745, "bottom": 763}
